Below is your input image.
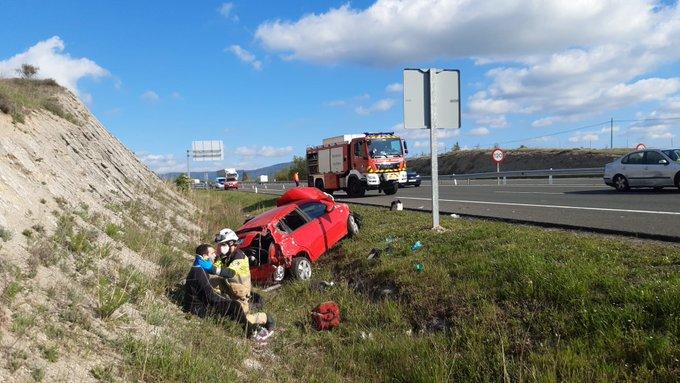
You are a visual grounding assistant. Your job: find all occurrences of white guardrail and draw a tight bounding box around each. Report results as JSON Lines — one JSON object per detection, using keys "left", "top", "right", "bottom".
{"left": 424, "top": 167, "right": 604, "bottom": 185}
{"left": 231, "top": 167, "right": 605, "bottom": 188}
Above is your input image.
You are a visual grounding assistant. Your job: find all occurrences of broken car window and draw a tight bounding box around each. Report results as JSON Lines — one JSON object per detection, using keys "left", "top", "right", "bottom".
{"left": 280, "top": 210, "right": 308, "bottom": 232}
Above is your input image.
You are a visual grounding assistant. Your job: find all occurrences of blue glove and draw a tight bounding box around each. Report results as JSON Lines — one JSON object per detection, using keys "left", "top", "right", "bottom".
{"left": 194, "top": 256, "right": 214, "bottom": 273}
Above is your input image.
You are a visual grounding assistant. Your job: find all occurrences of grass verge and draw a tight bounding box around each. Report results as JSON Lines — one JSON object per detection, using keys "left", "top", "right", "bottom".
{"left": 188, "top": 190, "right": 679, "bottom": 382}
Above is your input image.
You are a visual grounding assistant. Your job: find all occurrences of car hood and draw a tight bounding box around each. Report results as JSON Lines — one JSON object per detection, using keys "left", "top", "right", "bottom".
{"left": 238, "top": 204, "right": 296, "bottom": 233}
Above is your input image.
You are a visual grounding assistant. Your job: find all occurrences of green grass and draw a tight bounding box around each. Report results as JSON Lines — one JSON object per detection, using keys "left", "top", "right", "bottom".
{"left": 0, "top": 78, "right": 80, "bottom": 125}
{"left": 183, "top": 191, "right": 680, "bottom": 382}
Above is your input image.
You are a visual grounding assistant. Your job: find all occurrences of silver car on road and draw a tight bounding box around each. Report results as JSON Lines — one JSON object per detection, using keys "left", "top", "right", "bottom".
{"left": 604, "top": 149, "right": 680, "bottom": 191}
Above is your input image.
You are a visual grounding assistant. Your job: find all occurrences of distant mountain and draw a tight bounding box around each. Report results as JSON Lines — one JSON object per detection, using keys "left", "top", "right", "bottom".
{"left": 158, "top": 161, "right": 293, "bottom": 181}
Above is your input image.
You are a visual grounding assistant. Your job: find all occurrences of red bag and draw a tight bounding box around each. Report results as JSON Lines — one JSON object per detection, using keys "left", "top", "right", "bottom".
{"left": 312, "top": 301, "right": 340, "bottom": 331}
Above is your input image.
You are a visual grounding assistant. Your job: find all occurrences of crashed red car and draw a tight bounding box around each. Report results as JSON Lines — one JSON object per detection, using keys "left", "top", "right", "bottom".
{"left": 237, "top": 187, "right": 359, "bottom": 283}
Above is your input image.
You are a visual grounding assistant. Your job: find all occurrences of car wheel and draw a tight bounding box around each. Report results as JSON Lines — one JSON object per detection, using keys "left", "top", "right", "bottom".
{"left": 675, "top": 172, "right": 680, "bottom": 190}
{"left": 347, "top": 214, "right": 359, "bottom": 237}
{"left": 291, "top": 257, "right": 312, "bottom": 281}
{"left": 415, "top": 181, "right": 421, "bottom": 187}
{"left": 613, "top": 175, "right": 629, "bottom": 192}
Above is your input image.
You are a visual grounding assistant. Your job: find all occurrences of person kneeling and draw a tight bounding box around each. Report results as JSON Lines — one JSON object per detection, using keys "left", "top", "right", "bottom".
{"left": 183, "top": 244, "right": 274, "bottom": 340}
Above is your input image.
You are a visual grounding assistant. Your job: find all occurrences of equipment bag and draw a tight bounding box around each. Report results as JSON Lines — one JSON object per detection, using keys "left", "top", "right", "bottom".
{"left": 312, "top": 301, "right": 340, "bottom": 331}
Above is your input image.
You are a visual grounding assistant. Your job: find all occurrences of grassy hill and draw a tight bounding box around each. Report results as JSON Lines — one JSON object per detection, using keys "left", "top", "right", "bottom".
{"left": 407, "top": 148, "right": 631, "bottom": 175}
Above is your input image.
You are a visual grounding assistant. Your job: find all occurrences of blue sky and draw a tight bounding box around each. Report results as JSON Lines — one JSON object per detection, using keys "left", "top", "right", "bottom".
{"left": 2, "top": 1, "right": 680, "bottom": 172}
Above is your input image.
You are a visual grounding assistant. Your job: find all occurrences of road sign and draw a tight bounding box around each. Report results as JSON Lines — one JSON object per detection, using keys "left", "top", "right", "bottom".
{"left": 492, "top": 149, "right": 505, "bottom": 164}
{"left": 403, "top": 68, "right": 461, "bottom": 231}
{"left": 403, "top": 69, "right": 461, "bottom": 129}
{"left": 192, "top": 140, "right": 224, "bottom": 161}
{"left": 635, "top": 143, "right": 646, "bottom": 151}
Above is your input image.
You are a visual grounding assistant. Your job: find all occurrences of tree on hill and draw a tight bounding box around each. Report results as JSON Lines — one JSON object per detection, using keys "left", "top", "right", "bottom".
{"left": 274, "top": 155, "right": 308, "bottom": 182}
{"left": 174, "top": 174, "right": 190, "bottom": 191}
{"left": 17, "top": 64, "right": 39, "bottom": 79}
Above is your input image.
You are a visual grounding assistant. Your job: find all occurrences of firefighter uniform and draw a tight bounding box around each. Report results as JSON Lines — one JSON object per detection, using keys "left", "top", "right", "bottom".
{"left": 213, "top": 249, "right": 253, "bottom": 317}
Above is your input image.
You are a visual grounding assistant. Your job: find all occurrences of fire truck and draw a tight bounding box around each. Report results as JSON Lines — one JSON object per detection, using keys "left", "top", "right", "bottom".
{"left": 306, "top": 132, "right": 408, "bottom": 197}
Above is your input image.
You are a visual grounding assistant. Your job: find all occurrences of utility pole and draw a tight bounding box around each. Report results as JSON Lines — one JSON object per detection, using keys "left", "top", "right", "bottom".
{"left": 610, "top": 117, "right": 614, "bottom": 149}
{"left": 186, "top": 149, "right": 191, "bottom": 179}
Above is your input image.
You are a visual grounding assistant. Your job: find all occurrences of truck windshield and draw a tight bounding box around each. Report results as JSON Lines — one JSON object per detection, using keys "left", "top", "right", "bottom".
{"left": 367, "top": 138, "right": 403, "bottom": 158}
{"left": 226, "top": 176, "right": 237, "bottom": 181}
{"left": 662, "top": 149, "right": 680, "bottom": 162}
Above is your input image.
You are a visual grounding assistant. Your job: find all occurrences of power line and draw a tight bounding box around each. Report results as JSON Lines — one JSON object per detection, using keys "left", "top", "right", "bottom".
{"left": 613, "top": 116, "right": 680, "bottom": 123}
{"left": 498, "top": 120, "right": 610, "bottom": 145}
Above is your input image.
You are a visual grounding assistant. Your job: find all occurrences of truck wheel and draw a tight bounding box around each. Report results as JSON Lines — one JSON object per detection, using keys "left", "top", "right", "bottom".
{"left": 347, "top": 177, "right": 366, "bottom": 198}
{"left": 383, "top": 181, "right": 398, "bottom": 195}
{"left": 291, "top": 256, "right": 312, "bottom": 281}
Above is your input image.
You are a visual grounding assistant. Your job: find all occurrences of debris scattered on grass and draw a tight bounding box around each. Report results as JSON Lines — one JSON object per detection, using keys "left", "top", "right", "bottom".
{"left": 411, "top": 241, "right": 423, "bottom": 252}
{"left": 450, "top": 213, "right": 460, "bottom": 218}
{"left": 414, "top": 263, "right": 424, "bottom": 273}
{"left": 367, "top": 248, "right": 382, "bottom": 260}
{"left": 262, "top": 284, "right": 282, "bottom": 292}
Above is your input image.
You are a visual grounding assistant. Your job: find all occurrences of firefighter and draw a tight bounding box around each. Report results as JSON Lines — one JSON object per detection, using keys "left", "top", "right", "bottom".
{"left": 214, "top": 228, "right": 255, "bottom": 318}
{"left": 185, "top": 244, "right": 274, "bottom": 339}
{"left": 293, "top": 171, "right": 300, "bottom": 187}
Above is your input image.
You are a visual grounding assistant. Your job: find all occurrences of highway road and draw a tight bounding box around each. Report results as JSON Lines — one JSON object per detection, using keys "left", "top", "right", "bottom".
{"left": 239, "top": 178, "right": 680, "bottom": 241}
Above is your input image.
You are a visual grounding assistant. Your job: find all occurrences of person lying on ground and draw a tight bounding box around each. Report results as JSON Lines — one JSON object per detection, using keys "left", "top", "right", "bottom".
{"left": 183, "top": 244, "right": 274, "bottom": 339}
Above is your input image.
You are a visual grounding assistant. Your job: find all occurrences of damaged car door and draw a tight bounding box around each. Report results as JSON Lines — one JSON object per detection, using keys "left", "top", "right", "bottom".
{"left": 299, "top": 201, "right": 346, "bottom": 254}
{"left": 276, "top": 207, "right": 325, "bottom": 261}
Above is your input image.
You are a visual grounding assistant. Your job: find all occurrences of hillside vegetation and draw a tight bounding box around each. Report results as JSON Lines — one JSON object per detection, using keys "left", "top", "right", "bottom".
{"left": 407, "top": 148, "right": 631, "bottom": 175}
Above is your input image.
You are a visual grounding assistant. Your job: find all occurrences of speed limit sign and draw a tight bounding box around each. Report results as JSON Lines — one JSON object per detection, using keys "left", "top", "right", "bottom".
{"left": 491, "top": 148, "right": 505, "bottom": 163}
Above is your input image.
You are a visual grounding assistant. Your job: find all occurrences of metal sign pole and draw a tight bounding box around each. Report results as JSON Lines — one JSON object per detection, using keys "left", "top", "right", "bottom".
{"left": 429, "top": 70, "right": 440, "bottom": 229}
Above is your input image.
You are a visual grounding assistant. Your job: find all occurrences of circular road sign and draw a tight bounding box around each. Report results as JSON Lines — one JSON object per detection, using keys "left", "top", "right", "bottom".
{"left": 635, "top": 143, "right": 646, "bottom": 151}
{"left": 492, "top": 149, "right": 505, "bottom": 164}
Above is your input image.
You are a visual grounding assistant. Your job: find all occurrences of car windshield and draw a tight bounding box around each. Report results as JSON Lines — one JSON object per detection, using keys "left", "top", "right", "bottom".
{"left": 367, "top": 138, "right": 402, "bottom": 158}
{"left": 661, "top": 149, "right": 680, "bottom": 162}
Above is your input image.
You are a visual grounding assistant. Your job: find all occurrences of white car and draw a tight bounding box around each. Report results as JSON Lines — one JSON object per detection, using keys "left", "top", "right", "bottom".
{"left": 604, "top": 149, "right": 680, "bottom": 191}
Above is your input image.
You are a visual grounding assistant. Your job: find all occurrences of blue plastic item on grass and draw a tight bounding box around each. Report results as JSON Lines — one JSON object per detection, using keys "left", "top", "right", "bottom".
{"left": 411, "top": 241, "right": 423, "bottom": 252}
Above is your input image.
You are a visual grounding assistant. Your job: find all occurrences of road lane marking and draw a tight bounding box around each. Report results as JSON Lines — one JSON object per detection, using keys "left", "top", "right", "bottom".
{"left": 397, "top": 196, "right": 680, "bottom": 216}
{"left": 494, "top": 191, "right": 564, "bottom": 195}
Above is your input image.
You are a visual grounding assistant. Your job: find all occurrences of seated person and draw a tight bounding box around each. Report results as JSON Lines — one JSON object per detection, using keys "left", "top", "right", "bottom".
{"left": 183, "top": 244, "right": 274, "bottom": 339}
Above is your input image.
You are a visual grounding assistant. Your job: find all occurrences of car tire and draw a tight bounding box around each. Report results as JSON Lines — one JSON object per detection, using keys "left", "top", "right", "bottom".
{"left": 347, "top": 214, "right": 359, "bottom": 237}
{"left": 415, "top": 181, "right": 421, "bottom": 187}
{"left": 675, "top": 172, "right": 680, "bottom": 190}
{"left": 613, "top": 175, "right": 629, "bottom": 192}
{"left": 291, "top": 256, "right": 312, "bottom": 281}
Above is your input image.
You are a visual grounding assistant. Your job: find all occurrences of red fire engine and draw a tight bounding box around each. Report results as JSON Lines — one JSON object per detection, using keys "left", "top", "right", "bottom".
{"left": 306, "top": 132, "right": 408, "bottom": 197}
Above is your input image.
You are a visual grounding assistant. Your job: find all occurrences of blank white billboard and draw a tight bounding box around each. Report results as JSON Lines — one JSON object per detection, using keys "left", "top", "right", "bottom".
{"left": 192, "top": 140, "right": 224, "bottom": 161}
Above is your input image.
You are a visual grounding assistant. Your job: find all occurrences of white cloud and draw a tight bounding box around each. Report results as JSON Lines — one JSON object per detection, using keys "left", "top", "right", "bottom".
{"left": 0, "top": 36, "right": 108, "bottom": 94}
{"left": 255, "top": 1, "right": 661, "bottom": 66}
{"left": 227, "top": 45, "right": 262, "bottom": 70}
{"left": 568, "top": 132, "right": 599, "bottom": 143}
{"left": 256, "top": 1, "right": 680, "bottom": 128}
{"left": 218, "top": 3, "right": 234, "bottom": 17}
{"left": 171, "top": 91, "right": 183, "bottom": 100}
{"left": 324, "top": 100, "right": 347, "bottom": 107}
{"left": 235, "top": 145, "right": 294, "bottom": 158}
{"left": 355, "top": 98, "right": 395, "bottom": 115}
{"left": 137, "top": 152, "right": 186, "bottom": 173}
{"left": 141, "top": 90, "right": 160, "bottom": 103}
{"left": 469, "top": 127, "right": 490, "bottom": 136}
{"left": 385, "top": 82, "right": 403, "bottom": 92}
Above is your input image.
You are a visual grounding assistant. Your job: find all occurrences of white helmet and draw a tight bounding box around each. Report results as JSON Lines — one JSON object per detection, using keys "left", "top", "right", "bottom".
{"left": 214, "top": 228, "right": 238, "bottom": 244}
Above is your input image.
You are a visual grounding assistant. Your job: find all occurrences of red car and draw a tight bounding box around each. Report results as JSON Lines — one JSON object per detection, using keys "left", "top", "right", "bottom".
{"left": 224, "top": 179, "right": 239, "bottom": 190}
{"left": 237, "top": 187, "right": 360, "bottom": 284}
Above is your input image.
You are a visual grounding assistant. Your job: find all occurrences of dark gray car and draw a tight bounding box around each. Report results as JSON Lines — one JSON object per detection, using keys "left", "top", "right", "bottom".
{"left": 603, "top": 149, "right": 680, "bottom": 191}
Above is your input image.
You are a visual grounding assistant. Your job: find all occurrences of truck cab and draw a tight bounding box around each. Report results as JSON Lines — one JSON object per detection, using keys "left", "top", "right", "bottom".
{"left": 307, "top": 132, "right": 407, "bottom": 197}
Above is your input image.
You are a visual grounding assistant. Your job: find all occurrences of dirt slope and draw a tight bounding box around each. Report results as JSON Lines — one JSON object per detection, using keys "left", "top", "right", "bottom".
{"left": 0, "top": 80, "right": 196, "bottom": 382}
{"left": 407, "top": 148, "right": 630, "bottom": 175}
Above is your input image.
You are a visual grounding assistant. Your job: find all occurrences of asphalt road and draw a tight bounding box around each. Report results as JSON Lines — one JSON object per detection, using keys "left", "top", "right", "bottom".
{"left": 239, "top": 178, "right": 680, "bottom": 241}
